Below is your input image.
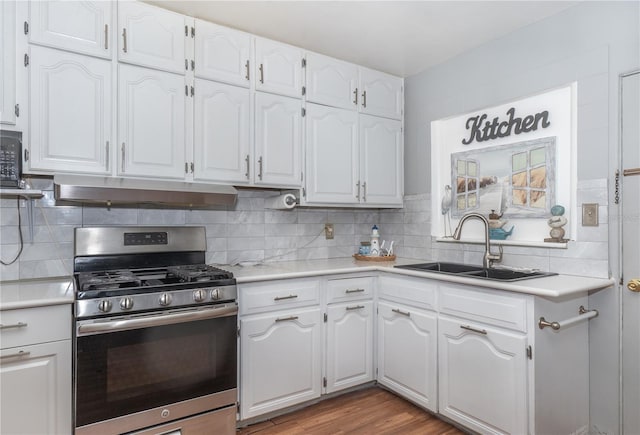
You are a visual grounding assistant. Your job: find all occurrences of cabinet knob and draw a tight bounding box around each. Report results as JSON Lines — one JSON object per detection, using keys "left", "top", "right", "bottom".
{"left": 628, "top": 279, "right": 640, "bottom": 292}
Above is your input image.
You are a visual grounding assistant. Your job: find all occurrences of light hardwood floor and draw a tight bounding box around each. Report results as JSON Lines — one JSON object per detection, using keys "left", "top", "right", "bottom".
{"left": 237, "top": 387, "right": 465, "bottom": 434}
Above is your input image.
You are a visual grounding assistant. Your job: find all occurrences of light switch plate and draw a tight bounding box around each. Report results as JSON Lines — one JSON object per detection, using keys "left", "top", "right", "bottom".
{"left": 582, "top": 203, "right": 599, "bottom": 226}
{"left": 324, "top": 223, "right": 334, "bottom": 239}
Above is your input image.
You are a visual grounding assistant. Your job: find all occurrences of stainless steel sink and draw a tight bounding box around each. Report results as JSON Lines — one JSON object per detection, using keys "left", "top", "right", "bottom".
{"left": 394, "top": 262, "right": 557, "bottom": 282}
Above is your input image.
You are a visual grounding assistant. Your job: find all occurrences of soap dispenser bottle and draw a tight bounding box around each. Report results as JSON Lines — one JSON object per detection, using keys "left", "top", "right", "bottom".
{"left": 370, "top": 225, "right": 380, "bottom": 256}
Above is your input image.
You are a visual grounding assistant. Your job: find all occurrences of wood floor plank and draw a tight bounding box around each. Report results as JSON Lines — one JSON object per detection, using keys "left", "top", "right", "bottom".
{"left": 237, "top": 387, "right": 464, "bottom": 434}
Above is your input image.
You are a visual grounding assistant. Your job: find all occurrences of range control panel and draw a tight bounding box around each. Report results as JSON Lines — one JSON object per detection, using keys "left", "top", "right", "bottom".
{"left": 124, "top": 232, "right": 168, "bottom": 246}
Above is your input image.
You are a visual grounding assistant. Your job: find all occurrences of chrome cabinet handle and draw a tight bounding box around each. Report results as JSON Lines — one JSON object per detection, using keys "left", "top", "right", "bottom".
{"left": 245, "top": 154, "right": 250, "bottom": 179}
{"left": 0, "top": 322, "right": 27, "bottom": 330}
{"left": 122, "top": 28, "right": 127, "bottom": 53}
{"left": 24, "top": 149, "right": 29, "bottom": 162}
{"left": 105, "top": 141, "right": 109, "bottom": 172}
{"left": 362, "top": 90, "right": 367, "bottom": 108}
{"left": 190, "top": 162, "right": 194, "bottom": 173}
{"left": 259, "top": 63, "right": 264, "bottom": 84}
{"left": 460, "top": 324, "right": 487, "bottom": 335}
{"left": 392, "top": 308, "right": 410, "bottom": 317}
{"left": 356, "top": 181, "right": 361, "bottom": 200}
{"left": 275, "top": 316, "right": 298, "bottom": 323}
{"left": 121, "top": 142, "right": 125, "bottom": 172}
{"left": 346, "top": 305, "right": 365, "bottom": 311}
{"left": 623, "top": 168, "right": 640, "bottom": 177}
{"left": 353, "top": 88, "right": 358, "bottom": 105}
{"left": 258, "top": 156, "right": 263, "bottom": 180}
{"left": 104, "top": 24, "right": 109, "bottom": 50}
{"left": 274, "top": 294, "right": 298, "bottom": 301}
{"left": 245, "top": 60, "right": 250, "bottom": 80}
{"left": 1, "top": 350, "right": 30, "bottom": 360}
{"left": 345, "top": 288, "right": 365, "bottom": 294}
{"left": 362, "top": 182, "right": 367, "bottom": 202}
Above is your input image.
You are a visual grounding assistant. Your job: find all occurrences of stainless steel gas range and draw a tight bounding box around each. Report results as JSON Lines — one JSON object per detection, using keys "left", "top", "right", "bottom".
{"left": 72, "top": 226, "right": 237, "bottom": 435}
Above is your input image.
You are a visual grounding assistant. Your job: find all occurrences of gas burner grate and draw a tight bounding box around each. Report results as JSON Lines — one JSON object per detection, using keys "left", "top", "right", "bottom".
{"left": 167, "top": 265, "right": 233, "bottom": 282}
{"left": 78, "top": 270, "right": 142, "bottom": 291}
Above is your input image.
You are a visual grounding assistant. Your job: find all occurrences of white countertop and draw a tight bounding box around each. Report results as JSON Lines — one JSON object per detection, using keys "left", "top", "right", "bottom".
{"left": 0, "top": 277, "right": 75, "bottom": 311}
{"left": 227, "top": 257, "right": 615, "bottom": 299}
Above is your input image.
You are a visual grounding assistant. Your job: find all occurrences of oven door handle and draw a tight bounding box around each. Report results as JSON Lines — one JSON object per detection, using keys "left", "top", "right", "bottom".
{"left": 77, "top": 304, "right": 237, "bottom": 336}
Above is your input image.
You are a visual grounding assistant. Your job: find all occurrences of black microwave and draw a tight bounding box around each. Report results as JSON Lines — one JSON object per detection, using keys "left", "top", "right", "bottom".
{"left": 0, "top": 130, "right": 22, "bottom": 188}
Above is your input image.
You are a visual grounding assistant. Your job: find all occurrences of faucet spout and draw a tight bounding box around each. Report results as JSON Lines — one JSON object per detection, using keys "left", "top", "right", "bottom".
{"left": 452, "top": 212, "right": 503, "bottom": 269}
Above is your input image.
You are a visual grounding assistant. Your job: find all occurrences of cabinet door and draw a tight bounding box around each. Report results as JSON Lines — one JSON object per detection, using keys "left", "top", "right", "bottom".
{"left": 29, "top": 45, "right": 111, "bottom": 174}
{"left": 438, "top": 316, "right": 528, "bottom": 435}
{"left": 359, "top": 67, "right": 403, "bottom": 120}
{"left": 0, "top": 340, "right": 72, "bottom": 435}
{"left": 306, "top": 52, "right": 358, "bottom": 111}
{"left": 254, "top": 92, "right": 301, "bottom": 187}
{"left": 0, "top": 0, "right": 16, "bottom": 125}
{"left": 118, "top": 64, "right": 185, "bottom": 179}
{"left": 193, "top": 78, "right": 250, "bottom": 183}
{"left": 194, "top": 19, "right": 251, "bottom": 88}
{"left": 325, "top": 301, "right": 374, "bottom": 394}
{"left": 377, "top": 301, "right": 438, "bottom": 412}
{"left": 29, "top": 0, "right": 112, "bottom": 59}
{"left": 255, "top": 38, "right": 302, "bottom": 98}
{"left": 359, "top": 115, "right": 403, "bottom": 205}
{"left": 118, "top": 1, "right": 186, "bottom": 74}
{"left": 305, "top": 103, "right": 359, "bottom": 204}
{"left": 240, "top": 307, "right": 322, "bottom": 419}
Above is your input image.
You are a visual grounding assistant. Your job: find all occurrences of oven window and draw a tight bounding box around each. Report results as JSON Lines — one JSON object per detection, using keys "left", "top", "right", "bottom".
{"left": 76, "top": 314, "right": 237, "bottom": 427}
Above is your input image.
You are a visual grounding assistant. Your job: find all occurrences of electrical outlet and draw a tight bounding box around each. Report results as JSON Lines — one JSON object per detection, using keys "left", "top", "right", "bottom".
{"left": 324, "top": 223, "right": 334, "bottom": 239}
{"left": 582, "top": 203, "right": 599, "bottom": 226}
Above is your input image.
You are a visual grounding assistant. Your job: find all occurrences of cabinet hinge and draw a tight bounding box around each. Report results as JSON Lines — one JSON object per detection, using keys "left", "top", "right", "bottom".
{"left": 301, "top": 107, "right": 306, "bottom": 117}
{"left": 302, "top": 86, "right": 306, "bottom": 96}
{"left": 24, "top": 53, "right": 29, "bottom": 67}
{"left": 185, "top": 85, "right": 188, "bottom": 96}
{"left": 301, "top": 58, "right": 306, "bottom": 68}
{"left": 323, "top": 312, "right": 327, "bottom": 323}
{"left": 526, "top": 345, "right": 533, "bottom": 360}
{"left": 24, "top": 149, "right": 29, "bottom": 162}
{"left": 190, "top": 86, "right": 195, "bottom": 97}
{"left": 191, "top": 60, "right": 195, "bottom": 71}
{"left": 185, "top": 162, "right": 189, "bottom": 173}
{"left": 14, "top": 104, "right": 19, "bottom": 117}
{"left": 24, "top": 21, "right": 29, "bottom": 35}
{"left": 302, "top": 187, "right": 306, "bottom": 198}
{"left": 185, "top": 25, "right": 188, "bottom": 37}
{"left": 185, "top": 59, "right": 188, "bottom": 71}
{"left": 323, "top": 377, "right": 327, "bottom": 388}
{"left": 191, "top": 27, "right": 195, "bottom": 38}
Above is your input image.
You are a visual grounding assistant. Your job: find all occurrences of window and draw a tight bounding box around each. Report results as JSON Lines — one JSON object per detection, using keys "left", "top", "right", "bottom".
{"left": 454, "top": 159, "right": 479, "bottom": 212}
{"left": 511, "top": 147, "right": 547, "bottom": 210}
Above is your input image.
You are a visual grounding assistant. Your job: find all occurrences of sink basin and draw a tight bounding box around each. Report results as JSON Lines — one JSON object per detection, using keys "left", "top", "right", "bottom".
{"left": 394, "top": 262, "right": 557, "bottom": 282}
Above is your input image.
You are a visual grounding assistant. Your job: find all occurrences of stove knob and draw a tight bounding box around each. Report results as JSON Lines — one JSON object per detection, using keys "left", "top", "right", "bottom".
{"left": 210, "top": 288, "right": 221, "bottom": 300}
{"left": 193, "top": 289, "right": 207, "bottom": 303}
{"left": 159, "top": 293, "right": 172, "bottom": 306}
{"left": 97, "top": 299, "right": 112, "bottom": 313}
{"left": 120, "top": 297, "right": 134, "bottom": 311}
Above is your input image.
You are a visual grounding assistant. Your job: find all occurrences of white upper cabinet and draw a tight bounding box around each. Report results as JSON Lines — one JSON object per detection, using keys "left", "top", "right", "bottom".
{"left": 359, "top": 115, "right": 403, "bottom": 205}
{"left": 194, "top": 19, "right": 251, "bottom": 88}
{"left": 359, "top": 67, "right": 403, "bottom": 120}
{"left": 118, "top": 63, "right": 185, "bottom": 179}
{"left": 306, "top": 52, "right": 358, "bottom": 111}
{"left": 28, "top": 45, "right": 111, "bottom": 174}
{"left": 305, "top": 103, "right": 359, "bottom": 204}
{"left": 193, "top": 78, "right": 250, "bottom": 184}
{"left": 255, "top": 38, "right": 302, "bottom": 98}
{"left": 0, "top": 0, "right": 16, "bottom": 125}
{"left": 118, "top": 1, "right": 186, "bottom": 74}
{"left": 29, "top": 1, "right": 113, "bottom": 59}
{"left": 254, "top": 92, "right": 301, "bottom": 187}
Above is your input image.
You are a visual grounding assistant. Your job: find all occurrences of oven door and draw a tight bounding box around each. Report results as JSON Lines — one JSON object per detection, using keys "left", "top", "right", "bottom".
{"left": 75, "top": 303, "right": 237, "bottom": 435}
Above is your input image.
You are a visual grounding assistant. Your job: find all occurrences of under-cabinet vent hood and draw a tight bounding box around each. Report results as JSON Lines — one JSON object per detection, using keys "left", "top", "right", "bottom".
{"left": 54, "top": 175, "right": 237, "bottom": 207}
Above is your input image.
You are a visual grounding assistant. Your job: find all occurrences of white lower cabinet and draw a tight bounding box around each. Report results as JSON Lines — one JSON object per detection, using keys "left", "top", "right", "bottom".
{"left": 0, "top": 305, "right": 72, "bottom": 435}
{"left": 438, "top": 315, "right": 528, "bottom": 435}
{"left": 376, "top": 300, "right": 438, "bottom": 412}
{"left": 240, "top": 306, "right": 322, "bottom": 419}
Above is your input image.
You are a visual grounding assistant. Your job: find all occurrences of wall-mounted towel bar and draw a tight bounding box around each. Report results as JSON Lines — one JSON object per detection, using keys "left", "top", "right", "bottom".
{"left": 538, "top": 305, "right": 598, "bottom": 331}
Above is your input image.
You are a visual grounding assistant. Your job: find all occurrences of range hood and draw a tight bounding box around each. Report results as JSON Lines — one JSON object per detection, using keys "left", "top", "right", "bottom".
{"left": 54, "top": 174, "right": 237, "bottom": 207}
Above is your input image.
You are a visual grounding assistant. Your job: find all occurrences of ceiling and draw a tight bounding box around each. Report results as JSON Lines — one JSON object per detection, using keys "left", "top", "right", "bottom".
{"left": 147, "top": 1, "right": 580, "bottom": 77}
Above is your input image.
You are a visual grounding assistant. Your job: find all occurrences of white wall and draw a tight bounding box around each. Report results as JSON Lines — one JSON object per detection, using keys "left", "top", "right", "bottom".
{"left": 403, "top": 2, "right": 639, "bottom": 433}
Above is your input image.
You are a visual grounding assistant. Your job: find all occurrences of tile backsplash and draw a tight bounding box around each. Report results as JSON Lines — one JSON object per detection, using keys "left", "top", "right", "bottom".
{"left": 0, "top": 178, "right": 610, "bottom": 281}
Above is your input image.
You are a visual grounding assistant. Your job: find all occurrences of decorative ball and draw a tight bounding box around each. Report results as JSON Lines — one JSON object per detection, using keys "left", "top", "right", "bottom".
{"left": 550, "top": 227, "right": 565, "bottom": 239}
{"left": 551, "top": 205, "right": 565, "bottom": 216}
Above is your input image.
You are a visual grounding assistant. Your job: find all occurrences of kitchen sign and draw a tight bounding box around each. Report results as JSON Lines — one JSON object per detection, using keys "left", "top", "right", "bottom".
{"left": 462, "top": 107, "right": 551, "bottom": 145}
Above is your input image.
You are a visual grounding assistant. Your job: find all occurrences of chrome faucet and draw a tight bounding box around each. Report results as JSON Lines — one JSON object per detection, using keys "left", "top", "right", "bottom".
{"left": 452, "top": 212, "right": 503, "bottom": 269}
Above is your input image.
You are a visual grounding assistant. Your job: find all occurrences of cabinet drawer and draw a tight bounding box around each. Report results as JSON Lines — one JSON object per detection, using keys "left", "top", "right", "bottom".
{"left": 326, "top": 276, "right": 374, "bottom": 304}
{"left": 378, "top": 275, "right": 437, "bottom": 311}
{"left": 239, "top": 278, "right": 320, "bottom": 315}
{"left": 439, "top": 284, "right": 529, "bottom": 332}
{"left": 0, "top": 305, "right": 71, "bottom": 349}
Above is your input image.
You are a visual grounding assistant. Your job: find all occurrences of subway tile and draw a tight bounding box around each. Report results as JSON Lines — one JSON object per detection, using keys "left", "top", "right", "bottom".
{"left": 265, "top": 223, "right": 297, "bottom": 236}
{"left": 264, "top": 249, "right": 298, "bottom": 263}
{"left": 265, "top": 210, "right": 298, "bottom": 224}
{"left": 0, "top": 262, "right": 19, "bottom": 281}
{"left": 404, "top": 211, "right": 430, "bottom": 224}
{"left": 550, "top": 257, "right": 609, "bottom": 279}
{"left": 206, "top": 237, "right": 227, "bottom": 251}
{"left": 498, "top": 254, "right": 550, "bottom": 272}
{"left": 227, "top": 237, "right": 265, "bottom": 251}
{"left": 228, "top": 211, "right": 265, "bottom": 224}
{"left": 232, "top": 196, "right": 265, "bottom": 211}
{"left": 333, "top": 223, "right": 355, "bottom": 235}
{"left": 550, "top": 241, "right": 609, "bottom": 260}
{"left": 226, "top": 250, "right": 265, "bottom": 265}
{"left": 297, "top": 246, "right": 330, "bottom": 261}
{"left": 19, "top": 259, "right": 71, "bottom": 279}
{"left": 185, "top": 209, "right": 228, "bottom": 224}
{"left": 34, "top": 206, "right": 82, "bottom": 226}
{"left": 227, "top": 224, "right": 264, "bottom": 237}
{"left": 298, "top": 210, "right": 328, "bottom": 224}
{"left": 19, "top": 242, "right": 73, "bottom": 262}
{"left": 379, "top": 211, "right": 405, "bottom": 223}
{"left": 203, "top": 224, "right": 228, "bottom": 238}
{"left": 206, "top": 251, "right": 227, "bottom": 265}
{"left": 138, "top": 209, "right": 186, "bottom": 226}
{"left": 0, "top": 226, "right": 20, "bottom": 244}
{"left": 83, "top": 207, "right": 139, "bottom": 225}
{"left": 577, "top": 178, "right": 607, "bottom": 190}
{"left": 577, "top": 188, "right": 609, "bottom": 206}
{"left": 297, "top": 223, "right": 325, "bottom": 237}
{"left": 327, "top": 211, "right": 356, "bottom": 224}
{"left": 576, "top": 222, "right": 609, "bottom": 242}
{"left": 265, "top": 236, "right": 298, "bottom": 250}
{"left": 354, "top": 211, "right": 379, "bottom": 224}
